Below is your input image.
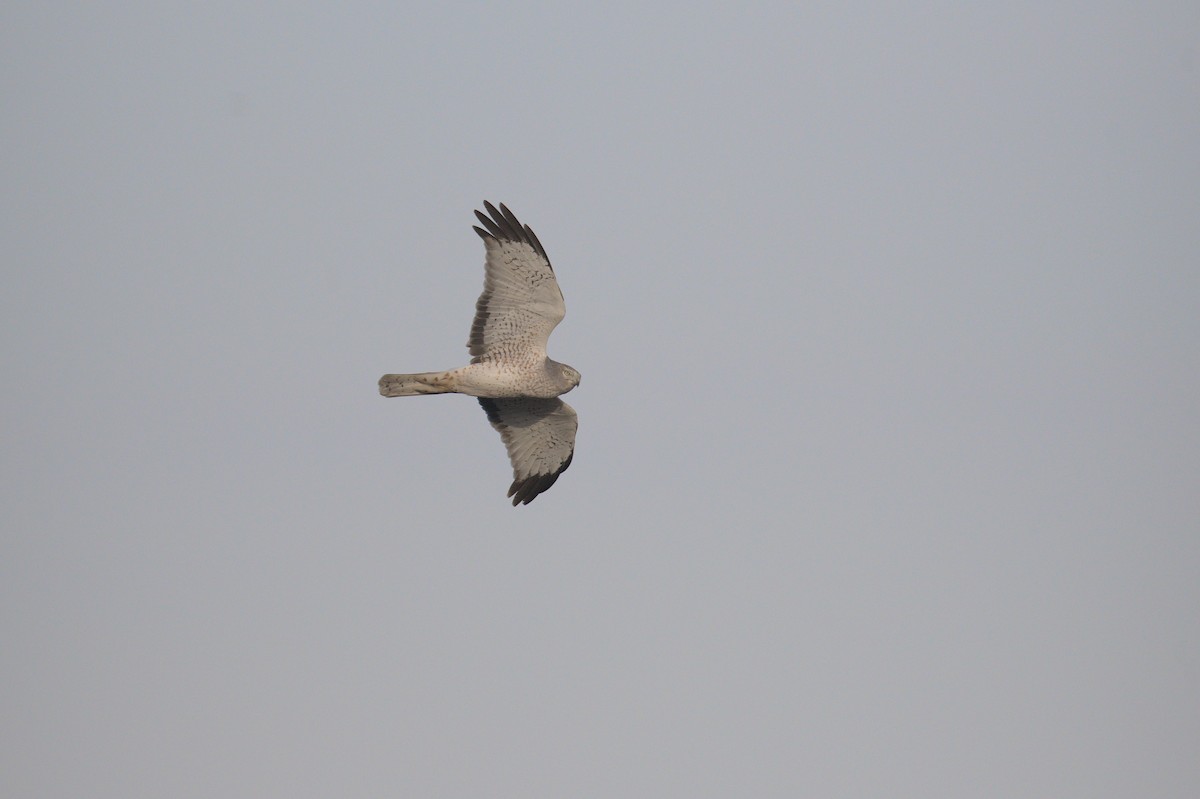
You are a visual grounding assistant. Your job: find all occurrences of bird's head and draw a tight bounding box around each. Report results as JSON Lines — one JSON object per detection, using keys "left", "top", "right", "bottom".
{"left": 560, "top": 364, "right": 581, "bottom": 392}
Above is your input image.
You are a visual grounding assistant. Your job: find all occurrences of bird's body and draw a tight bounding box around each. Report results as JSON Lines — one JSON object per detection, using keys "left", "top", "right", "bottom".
{"left": 378, "top": 202, "right": 580, "bottom": 505}
{"left": 379, "top": 358, "right": 578, "bottom": 400}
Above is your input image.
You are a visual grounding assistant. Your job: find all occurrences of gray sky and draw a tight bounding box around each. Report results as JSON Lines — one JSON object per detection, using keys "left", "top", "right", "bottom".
{"left": 3, "top": 3, "right": 1198, "bottom": 796}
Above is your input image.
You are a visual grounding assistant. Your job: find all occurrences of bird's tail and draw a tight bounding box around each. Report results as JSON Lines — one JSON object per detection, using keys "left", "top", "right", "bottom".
{"left": 378, "top": 371, "right": 458, "bottom": 397}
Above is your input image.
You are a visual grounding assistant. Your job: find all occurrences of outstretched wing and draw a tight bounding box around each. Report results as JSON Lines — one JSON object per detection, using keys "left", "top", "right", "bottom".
{"left": 469, "top": 202, "right": 566, "bottom": 364}
{"left": 479, "top": 397, "right": 577, "bottom": 505}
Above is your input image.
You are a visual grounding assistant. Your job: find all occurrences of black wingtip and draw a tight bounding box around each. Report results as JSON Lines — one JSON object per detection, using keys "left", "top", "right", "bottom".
{"left": 508, "top": 470, "right": 563, "bottom": 506}
{"left": 473, "top": 201, "right": 550, "bottom": 262}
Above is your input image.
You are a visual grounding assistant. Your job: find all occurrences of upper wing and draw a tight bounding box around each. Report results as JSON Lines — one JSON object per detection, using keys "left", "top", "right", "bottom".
{"left": 468, "top": 202, "right": 566, "bottom": 363}
{"left": 479, "top": 397, "right": 577, "bottom": 505}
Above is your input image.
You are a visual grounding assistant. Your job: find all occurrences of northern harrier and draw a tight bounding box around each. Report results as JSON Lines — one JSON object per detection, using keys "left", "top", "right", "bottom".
{"left": 379, "top": 202, "right": 580, "bottom": 505}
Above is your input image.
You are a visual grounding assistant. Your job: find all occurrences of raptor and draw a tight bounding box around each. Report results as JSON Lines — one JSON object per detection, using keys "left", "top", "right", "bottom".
{"left": 379, "top": 202, "right": 580, "bottom": 505}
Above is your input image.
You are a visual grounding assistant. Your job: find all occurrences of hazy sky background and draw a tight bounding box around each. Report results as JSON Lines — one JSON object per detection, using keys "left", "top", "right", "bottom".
{"left": 3, "top": 3, "right": 1198, "bottom": 796}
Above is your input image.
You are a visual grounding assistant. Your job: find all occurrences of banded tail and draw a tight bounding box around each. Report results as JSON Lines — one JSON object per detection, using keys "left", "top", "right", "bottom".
{"left": 378, "top": 371, "right": 458, "bottom": 397}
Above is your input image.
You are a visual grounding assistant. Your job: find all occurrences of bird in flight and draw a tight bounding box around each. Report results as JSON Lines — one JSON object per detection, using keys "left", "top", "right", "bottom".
{"left": 379, "top": 202, "right": 580, "bottom": 505}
